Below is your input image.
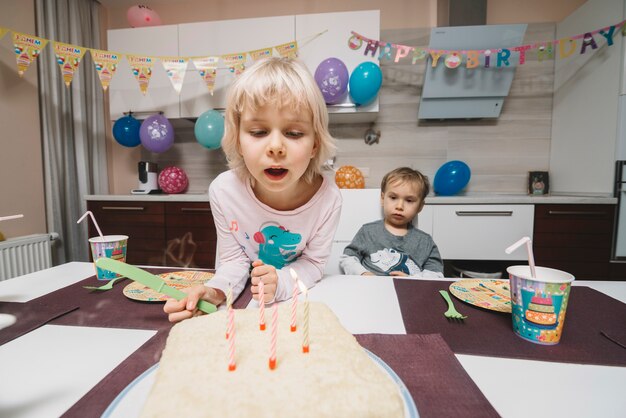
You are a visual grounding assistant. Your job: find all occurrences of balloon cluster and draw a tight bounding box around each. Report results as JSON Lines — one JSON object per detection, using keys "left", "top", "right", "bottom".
{"left": 433, "top": 161, "right": 471, "bottom": 196}
{"left": 112, "top": 113, "right": 175, "bottom": 153}
{"left": 314, "top": 58, "right": 383, "bottom": 106}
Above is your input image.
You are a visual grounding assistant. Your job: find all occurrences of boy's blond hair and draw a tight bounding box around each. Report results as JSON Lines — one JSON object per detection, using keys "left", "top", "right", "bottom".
{"left": 381, "top": 167, "right": 430, "bottom": 201}
{"left": 221, "top": 57, "right": 336, "bottom": 184}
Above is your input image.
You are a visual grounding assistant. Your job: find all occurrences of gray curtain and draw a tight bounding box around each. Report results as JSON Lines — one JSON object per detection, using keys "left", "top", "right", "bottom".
{"left": 36, "top": 0, "right": 108, "bottom": 264}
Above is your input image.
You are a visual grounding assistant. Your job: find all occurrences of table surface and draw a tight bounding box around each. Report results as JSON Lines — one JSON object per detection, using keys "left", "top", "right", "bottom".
{"left": 1, "top": 262, "right": 625, "bottom": 418}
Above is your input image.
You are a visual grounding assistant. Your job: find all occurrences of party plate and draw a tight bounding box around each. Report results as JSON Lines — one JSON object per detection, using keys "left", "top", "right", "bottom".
{"left": 101, "top": 350, "right": 419, "bottom": 418}
{"left": 122, "top": 270, "right": 213, "bottom": 302}
{"left": 449, "top": 279, "right": 512, "bottom": 313}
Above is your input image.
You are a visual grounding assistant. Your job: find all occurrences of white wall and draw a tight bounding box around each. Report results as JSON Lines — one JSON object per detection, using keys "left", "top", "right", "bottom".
{"left": 550, "top": 0, "right": 624, "bottom": 193}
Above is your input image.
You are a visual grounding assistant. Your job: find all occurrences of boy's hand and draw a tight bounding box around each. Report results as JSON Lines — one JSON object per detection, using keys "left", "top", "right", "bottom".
{"left": 389, "top": 271, "right": 409, "bottom": 277}
{"left": 251, "top": 260, "right": 278, "bottom": 302}
{"left": 163, "top": 284, "right": 225, "bottom": 323}
{"left": 361, "top": 272, "right": 375, "bottom": 276}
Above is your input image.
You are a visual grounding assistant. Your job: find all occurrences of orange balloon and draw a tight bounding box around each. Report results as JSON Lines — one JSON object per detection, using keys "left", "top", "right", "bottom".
{"left": 335, "top": 165, "right": 365, "bottom": 189}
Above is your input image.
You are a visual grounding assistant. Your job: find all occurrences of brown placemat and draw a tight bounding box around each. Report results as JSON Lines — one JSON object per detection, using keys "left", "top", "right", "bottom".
{"left": 0, "top": 302, "right": 79, "bottom": 346}
{"left": 394, "top": 279, "right": 626, "bottom": 366}
{"left": 357, "top": 333, "right": 498, "bottom": 418}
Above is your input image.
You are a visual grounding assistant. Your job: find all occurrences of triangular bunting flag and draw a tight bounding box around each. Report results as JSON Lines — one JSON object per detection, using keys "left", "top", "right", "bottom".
{"left": 275, "top": 41, "right": 298, "bottom": 59}
{"left": 191, "top": 56, "right": 219, "bottom": 95}
{"left": 249, "top": 47, "right": 273, "bottom": 61}
{"left": 221, "top": 52, "right": 246, "bottom": 76}
{"left": 53, "top": 41, "right": 87, "bottom": 87}
{"left": 0, "top": 27, "right": 8, "bottom": 40}
{"left": 12, "top": 31, "right": 49, "bottom": 76}
{"left": 161, "top": 57, "right": 188, "bottom": 94}
{"left": 90, "top": 49, "right": 121, "bottom": 91}
{"left": 126, "top": 54, "right": 155, "bottom": 95}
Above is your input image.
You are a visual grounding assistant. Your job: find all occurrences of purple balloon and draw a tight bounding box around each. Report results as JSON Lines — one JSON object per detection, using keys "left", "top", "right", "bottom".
{"left": 139, "top": 114, "right": 174, "bottom": 153}
{"left": 314, "top": 58, "right": 349, "bottom": 105}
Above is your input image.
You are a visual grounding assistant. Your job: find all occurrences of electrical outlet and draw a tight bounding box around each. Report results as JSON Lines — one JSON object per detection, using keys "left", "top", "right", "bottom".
{"left": 358, "top": 167, "right": 370, "bottom": 177}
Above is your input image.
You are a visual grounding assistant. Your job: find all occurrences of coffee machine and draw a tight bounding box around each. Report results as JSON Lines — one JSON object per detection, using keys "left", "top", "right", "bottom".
{"left": 131, "top": 161, "right": 161, "bottom": 194}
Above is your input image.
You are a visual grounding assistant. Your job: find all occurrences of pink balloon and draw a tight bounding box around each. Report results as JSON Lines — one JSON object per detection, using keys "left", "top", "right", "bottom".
{"left": 158, "top": 166, "right": 189, "bottom": 194}
{"left": 127, "top": 5, "right": 162, "bottom": 28}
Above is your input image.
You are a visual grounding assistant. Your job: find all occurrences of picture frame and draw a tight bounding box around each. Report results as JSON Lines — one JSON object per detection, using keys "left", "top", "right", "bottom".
{"left": 528, "top": 171, "right": 549, "bottom": 195}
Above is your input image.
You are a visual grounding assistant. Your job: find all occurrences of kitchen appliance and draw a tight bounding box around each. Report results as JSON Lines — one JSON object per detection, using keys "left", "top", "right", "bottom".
{"left": 131, "top": 161, "right": 161, "bottom": 195}
{"left": 613, "top": 161, "right": 626, "bottom": 260}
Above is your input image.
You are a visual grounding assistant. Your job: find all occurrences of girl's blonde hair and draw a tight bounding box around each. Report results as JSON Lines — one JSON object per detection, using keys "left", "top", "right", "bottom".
{"left": 221, "top": 57, "right": 336, "bottom": 184}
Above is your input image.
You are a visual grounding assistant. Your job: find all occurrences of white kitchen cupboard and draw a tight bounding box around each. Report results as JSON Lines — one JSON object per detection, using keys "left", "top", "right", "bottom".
{"left": 296, "top": 10, "right": 380, "bottom": 123}
{"left": 178, "top": 16, "right": 295, "bottom": 117}
{"left": 432, "top": 205, "right": 534, "bottom": 260}
{"left": 108, "top": 11, "right": 380, "bottom": 121}
{"left": 549, "top": 0, "right": 624, "bottom": 194}
{"left": 107, "top": 25, "right": 181, "bottom": 119}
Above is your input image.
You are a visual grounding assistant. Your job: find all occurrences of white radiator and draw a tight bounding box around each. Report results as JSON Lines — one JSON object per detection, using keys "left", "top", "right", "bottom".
{"left": 0, "top": 233, "right": 59, "bottom": 281}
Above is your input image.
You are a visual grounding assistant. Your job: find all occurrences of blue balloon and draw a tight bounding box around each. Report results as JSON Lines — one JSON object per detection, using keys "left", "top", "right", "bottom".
{"left": 434, "top": 161, "right": 471, "bottom": 196}
{"left": 112, "top": 115, "right": 141, "bottom": 147}
{"left": 348, "top": 61, "right": 383, "bottom": 106}
{"left": 194, "top": 109, "right": 224, "bottom": 149}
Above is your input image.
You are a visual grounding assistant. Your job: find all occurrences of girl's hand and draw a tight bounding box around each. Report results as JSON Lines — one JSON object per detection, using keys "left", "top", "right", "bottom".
{"left": 163, "top": 284, "right": 225, "bottom": 323}
{"left": 389, "top": 271, "right": 409, "bottom": 277}
{"left": 251, "top": 260, "right": 278, "bottom": 303}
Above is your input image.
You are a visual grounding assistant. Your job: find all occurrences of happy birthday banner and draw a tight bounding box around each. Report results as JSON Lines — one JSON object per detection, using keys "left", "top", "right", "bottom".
{"left": 0, "top": 26, "right": 300, "bottom": 95}
{"left": 349, "top": 19, "right": 626, "bottom": 68}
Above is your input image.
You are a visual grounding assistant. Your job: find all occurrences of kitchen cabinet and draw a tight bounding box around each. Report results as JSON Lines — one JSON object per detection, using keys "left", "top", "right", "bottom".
{"left": 107, "top": 11, "right": 380, "bottom": 121}
{"left": 431, "top": 205, "right": 534, "bottom": 261}
{"left": 87, "top": 200, "right": 216, "bottom": 268}
{"left": 107, "top": 25, "right": 181, "bottom": 120}
{"left": 295, "top": 10, "right": 380, "bottom": 123}
{"left": 533, "top": 204, "right": 615, "bottom": 280}
{"left": 178, "top": 16, "right": 295, "bottom": 118}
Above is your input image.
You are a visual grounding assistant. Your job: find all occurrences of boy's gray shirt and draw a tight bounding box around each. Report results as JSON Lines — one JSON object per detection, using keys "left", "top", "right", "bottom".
{"left": 340, "top": 220, "right": 443, "bottom": 276}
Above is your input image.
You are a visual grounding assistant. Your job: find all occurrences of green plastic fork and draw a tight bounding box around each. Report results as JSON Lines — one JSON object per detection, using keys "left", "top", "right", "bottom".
{"left": 439, "top": 290, "right": 467, "bottom": 320}
{"left": 83, "top": 276, "right": 126, "bottom": 291}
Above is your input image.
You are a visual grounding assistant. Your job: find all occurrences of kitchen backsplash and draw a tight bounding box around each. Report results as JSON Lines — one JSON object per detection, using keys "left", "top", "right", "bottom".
{"left": 142, "top": 23, "right": 554, "bottom": 194}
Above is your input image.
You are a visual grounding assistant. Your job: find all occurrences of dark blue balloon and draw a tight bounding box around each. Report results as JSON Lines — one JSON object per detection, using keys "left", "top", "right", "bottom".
{"left": 348, "top": 61, "right": 383, "bottom": 106}
{"left": 434, "top": 161, "right": 471, "bottom": 196}
{"left": 112, "top": 115, "right": 141, "bottom": 147}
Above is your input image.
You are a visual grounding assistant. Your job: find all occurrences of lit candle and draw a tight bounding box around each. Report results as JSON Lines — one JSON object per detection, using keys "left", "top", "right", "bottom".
{"left": 269, "top": 302, "right": 278, "bottom": 370}
{"left": 298, "top": 280, "right": 310, "bottom": 353}
{"left": 227, "top": 304, "right": 236, "bottom": 371}
{"left": 258, "top": 280, "right": 266, "bottom": 331}
{"left": 289, "top": 268, "right": 299, "bottom": 332}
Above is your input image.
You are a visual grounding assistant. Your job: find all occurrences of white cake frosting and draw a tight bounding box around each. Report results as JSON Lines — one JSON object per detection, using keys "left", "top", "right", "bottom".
{"left": 141, "top": 302, "right": 404, "bottom": 418}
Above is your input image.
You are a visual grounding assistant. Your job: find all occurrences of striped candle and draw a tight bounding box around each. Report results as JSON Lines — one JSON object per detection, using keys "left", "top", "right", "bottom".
{"left": 225, "top": 286, "right": 233, "bottom": 339}
{"left": 289, "top": 268, "right": 299, "bottom": 332}
{"left": 298, "top": 280, "right": 310, "bottom": 353}
{"left": 258, "top": 280, "right": 266, "bottom": 331}
{"left": 269, "top": 302, "right": 278, "bottom": 370}
{"left": 227, "top": 306, "right": 236, "bottom": 371}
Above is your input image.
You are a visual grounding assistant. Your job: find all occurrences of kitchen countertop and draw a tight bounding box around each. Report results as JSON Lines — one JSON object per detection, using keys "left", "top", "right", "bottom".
{"left": 85, "top": 192, "right": 617, "bottom": 204}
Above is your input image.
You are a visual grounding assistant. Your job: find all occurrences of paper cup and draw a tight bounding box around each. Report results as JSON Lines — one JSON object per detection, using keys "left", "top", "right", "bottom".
{"left": 507, "top": 266, "right": 575, "bottom": 345}
{"left": 89, "top": 235, "right": 128, "bottom": 280}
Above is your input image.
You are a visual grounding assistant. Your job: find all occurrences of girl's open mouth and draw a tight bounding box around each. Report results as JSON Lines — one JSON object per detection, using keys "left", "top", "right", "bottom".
{"left": 264, "top": 168, "right": 288, "bottom": 180}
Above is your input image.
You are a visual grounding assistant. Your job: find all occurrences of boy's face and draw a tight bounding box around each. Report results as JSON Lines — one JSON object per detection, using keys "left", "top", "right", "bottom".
{"left": 239, "top": 103, "right": 317, "bottom": 197}
{"left": 381, "top": 180, "right": 424, "bottom": 229}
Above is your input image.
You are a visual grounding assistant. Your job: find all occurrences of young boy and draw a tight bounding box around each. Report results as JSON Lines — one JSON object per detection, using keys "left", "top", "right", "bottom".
{"left": 339, "top": 167, "right": 443, "bottom": 277}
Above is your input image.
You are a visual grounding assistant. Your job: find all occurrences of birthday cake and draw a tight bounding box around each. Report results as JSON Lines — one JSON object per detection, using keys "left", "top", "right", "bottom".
{"left": 141, "top": 302, "right": 405, "bottom": 418}
{"left": 525, "top": 295, "right": 557, "bottom": 326}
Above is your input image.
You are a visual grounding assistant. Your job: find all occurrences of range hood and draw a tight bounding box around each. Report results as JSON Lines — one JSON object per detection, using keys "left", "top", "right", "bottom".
{"left": 418, "top": 24, "right": 527, "bottom": 119}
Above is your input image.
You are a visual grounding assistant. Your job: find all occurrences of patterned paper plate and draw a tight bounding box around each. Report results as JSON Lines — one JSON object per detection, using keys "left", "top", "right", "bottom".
{"left": 449, "top": 279, "right": 512, "bottom": 313}
{"left": 122, "top": 270, "right": 214, "bottom": 302}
